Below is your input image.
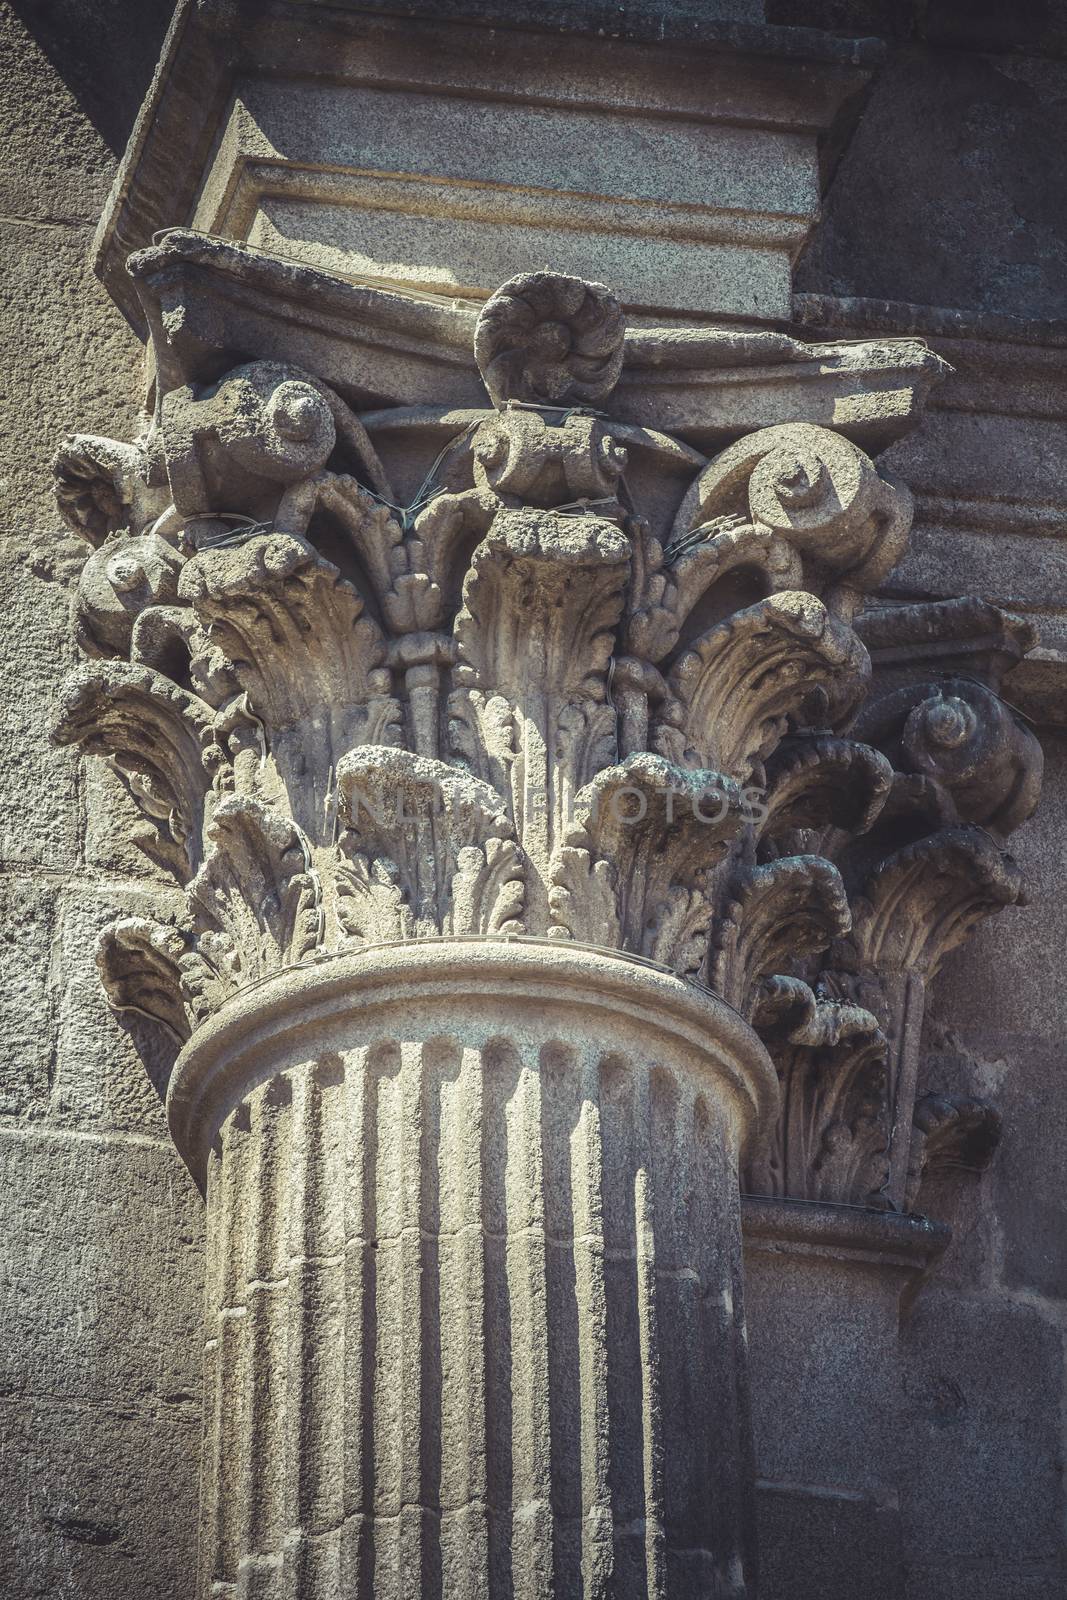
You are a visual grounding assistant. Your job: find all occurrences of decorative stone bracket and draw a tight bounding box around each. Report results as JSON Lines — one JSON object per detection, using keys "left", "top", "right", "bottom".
{"left": 50, "top": 244, "right": 1043, "bottom": 1599}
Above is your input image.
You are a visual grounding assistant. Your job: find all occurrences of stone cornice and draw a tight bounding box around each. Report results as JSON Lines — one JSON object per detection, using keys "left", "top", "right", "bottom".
{"left": 315, "top": 0, "right": 886, "bottom": 62}
{"left": 126, "top": 231, "right": 948, "bottom": 449}
{"left": 95, "top": 0, "right": 879, "bottom": 331}
{"left": 793, "top": 290, "right": 1067, "bottom": 728}
{"left": 740, "top": 1194, "right": 950, "bottom": 1280}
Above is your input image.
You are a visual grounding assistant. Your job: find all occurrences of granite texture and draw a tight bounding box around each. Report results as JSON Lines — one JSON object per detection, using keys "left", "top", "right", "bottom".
{"left": 2, "top": 3, "right": 1067, "bottom": 1598}
{"left": 0, "top": 9, "right": 204, "bottom": 1599}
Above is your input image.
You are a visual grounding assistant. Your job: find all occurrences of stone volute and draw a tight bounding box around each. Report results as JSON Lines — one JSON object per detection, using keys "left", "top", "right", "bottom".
{"left": 50, "top": 245, "right": 1042, "bottom": 1597}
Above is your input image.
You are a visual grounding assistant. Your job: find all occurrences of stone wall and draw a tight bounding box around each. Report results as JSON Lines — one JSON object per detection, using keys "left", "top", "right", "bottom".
{"left": 792, "top": 15, "right": 1067, "bottom": 1592}
{"left": 2, "top": 3, "right": 1065, "bottom": 1597}
{"left": 0, "top": 4, "right": 204, "bottom": 1594}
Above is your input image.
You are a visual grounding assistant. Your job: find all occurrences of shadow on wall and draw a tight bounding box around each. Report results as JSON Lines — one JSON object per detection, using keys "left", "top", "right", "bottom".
{"left": 766, "top": 0, "right": 1065, "bottom": 50}
{"left": 9, "top": 0, "right": 177, "bottom": 156}
{"left": 769, "top": 0, "right": 1067, "bottom": 320}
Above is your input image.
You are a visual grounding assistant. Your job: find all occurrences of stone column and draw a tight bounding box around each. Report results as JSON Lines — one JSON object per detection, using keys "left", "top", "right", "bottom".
{"left": 50, "top": 252, "right": 950, "bottom": 1600}
{"left": 177, "top": 943, "right": 774, "bottom": 1599}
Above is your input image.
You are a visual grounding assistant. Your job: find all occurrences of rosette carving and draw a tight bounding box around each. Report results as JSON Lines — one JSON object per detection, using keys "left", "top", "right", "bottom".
{"left": 473, "top": 271, "right": 625, "bottom": 407}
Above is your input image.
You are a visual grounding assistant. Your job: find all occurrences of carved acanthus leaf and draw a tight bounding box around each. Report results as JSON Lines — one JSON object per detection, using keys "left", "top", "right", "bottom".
{"left": 179, "top": 530, "right": 400, "bottom": 826}
{"left": 335, "top": 746, "right": 525, "bottom": 941}
{"left": 845, "top": 825, "right": 1025, "bottom": 979}
{"left": 181, "top": 796, "right": 322, "bottom": 1022}
{"left": 96, "top": 917, "right": 190, "bottom": 1044}
{"left": 452, "top": 509, "right": 629, "bottom": 707}
{"left": 749, "top": 973, "right": 872, "bottom": 1047}
{"left": 53, "top": 432, "right": 168, "bottom": 546}
{"left": 759, "top": 735, "right": 893, "bottom": 858}
{"left": 654, "top": 591, "right": 870, "bottom": 781}
{"left": 450, "top": 507, "right": 628, "bottom": 909}
{"left": 311, "top": 476, "right": 412, "bottom": 622}
{"left": 710, "top": 856, "right": 852, "bottom": 1018}
{"left": 746, "top": 993, "right": 889, "bottom": 1205}
{"left": 128, "top": 604, "right": 236, "bottom": 705}
{"left": 312, "top": 474, "right": 498, "bottom": 636}
{"left": 551, "top": 754, "right": 744, "bottom": 974}
{"left": 179, "top": 530, "right": 388, "bottom": 724}
{"left": 627, "top": 517, "right": 803, "bottom": 665}
{"left": 406, "top": 485, "right": 500, "bottom": 630}
{"left": 52, "top": 662, "right": 215, "bottom": 876}
{"left": 54, "top": 257, "right": 1042, "bottom": 1225}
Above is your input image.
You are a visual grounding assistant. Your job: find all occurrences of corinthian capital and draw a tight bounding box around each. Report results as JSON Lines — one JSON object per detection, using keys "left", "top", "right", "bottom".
{"left": 54, "top": 263, "right": 920, "bottom": 1047}
{"left": 50, "top": 243, "right": 1044, "bottom": 1600}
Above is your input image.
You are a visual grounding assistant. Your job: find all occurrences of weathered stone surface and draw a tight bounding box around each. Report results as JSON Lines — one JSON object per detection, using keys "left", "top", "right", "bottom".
{"left": 81, "top": 756, "right": 185, "bottom": 882}
{"left": 0, "top": 878, "right": 59, "bottom": 1118}
{"left": 791, "top": 302, "right": 1067, "bottom": 727}
{"left": 990, "top": 1046, "right": 1067, "bottom": 1301}
{"left": 797, "top": 50, "right": 1067, "bottom": 321}
{"left": 756, "top": 1482, "right": 904, "bottom": 1600}
{"left": 0, "top": 1127, "right": 203, "bottom": 1407}
{"left": 903, "top": 1564, "right": 1065, "bottom": 1600}
{"left": 0, "top": 1394, "right": 200, "bottom": 1599}
{"left": 0, "top": 6, "right": 117, "bottom": 223}
{"left": 6, "top": 4, "right": 1067, "bottom": 1597}
{"left": 191, "top": 945, "right": 771, "bottom": 1597}
{"left": 7, "top": 0, "right": 176, "bottom": 146}
{"left": 121, "top": 230, "right": 946, "bottom": 451}
{"left": 899, "top": 1291, "right": 1064, "bottom": 1564}
{"left": 49, "top": 202, "right": 1058, "bottom": 1595}
{"left": 0, "top": 225, "right": 145, "bottom": 528}
{"left": 743, "top": 1201, "right": 947, "bottom": 1504}
{"left": 0, "top": 536, "right": 81, "bottom": 871}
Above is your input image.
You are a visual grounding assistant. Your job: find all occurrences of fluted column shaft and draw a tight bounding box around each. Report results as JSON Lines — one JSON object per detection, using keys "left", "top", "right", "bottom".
{"left": 170, "top": 943, "right": 777, "bottom": 1600}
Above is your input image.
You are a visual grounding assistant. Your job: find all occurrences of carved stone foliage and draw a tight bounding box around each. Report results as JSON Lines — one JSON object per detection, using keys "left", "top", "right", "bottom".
{"left": 743, "top": 599, "right": 1043, "bottom": 1208}
{"left": 51, "top": 255, "right": 1042, "bottom": 1213}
